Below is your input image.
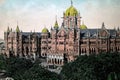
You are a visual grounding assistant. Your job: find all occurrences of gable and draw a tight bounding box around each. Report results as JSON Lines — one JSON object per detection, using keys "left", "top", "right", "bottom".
{"left": 57, "top": 27, "right": 67, "bottom": 36}
{"left": 99, "top": 29, "right": 109, "bottom": 37}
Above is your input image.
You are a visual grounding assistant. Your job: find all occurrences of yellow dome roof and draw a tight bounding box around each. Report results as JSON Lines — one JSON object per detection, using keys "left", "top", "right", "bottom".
{"left": 80, "top": 24, "right": 87, "bottom": 29}
{"left": 42, "top": 27, "right": 49, "bottom": 33}
{"left": 65, "top": 5, "right": 78, "bottom": 17}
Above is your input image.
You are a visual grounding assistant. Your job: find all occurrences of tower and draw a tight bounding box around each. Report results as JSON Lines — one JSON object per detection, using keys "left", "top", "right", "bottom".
{"left": 14, "top": 25, "right": 21, "bottom": 56}
{"left": 41, "top": 27, "right": 49, "bottom": 57}
{"left": 63, "top": 0, "right": 81, "bottom": 28}
{"left": 4, "top": 26, "right": 10, "bottom": 57}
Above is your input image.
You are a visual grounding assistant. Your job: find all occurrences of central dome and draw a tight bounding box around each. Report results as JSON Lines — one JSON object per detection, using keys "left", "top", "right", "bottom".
{"left": 65, "top": 5, "right": 78, "bottom": 17}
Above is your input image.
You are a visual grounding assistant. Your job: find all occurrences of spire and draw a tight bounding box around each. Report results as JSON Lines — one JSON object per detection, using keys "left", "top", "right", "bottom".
{"left": 16, "top": 25, "right": 20, "bottom": 32}
{"left": 10, "top": 28, "right": 12, "bottom": 32}
{"left": 71, "top": 0, "right": 73, "bottom": 6}
{"left": 117, "top": 27, "right": 119, "bottom": 31}
{"left": 102, "top": 22, "right": 106, "bottom": 29}
{"left": 102, "top": 22, "right": 105, "bottom": 28}
{"left": 7, "top": 26, "right": 10, "bottom": 32}
{"left": 7, "top": 23, "right": 10, "bottom": 32}
{"left": 54, "top": 15, "right": 59, "bottom": 29}
{"left": 51, "top": 26, "right": 53, "bottom": 30}
{"left": 16, "top": 21, "right": 20, "bottom": 32}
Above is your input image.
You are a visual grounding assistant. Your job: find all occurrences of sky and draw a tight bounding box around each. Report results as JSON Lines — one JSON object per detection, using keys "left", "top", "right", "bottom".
{"left": 0, "top": 0, "right": 120, "bottom": 39}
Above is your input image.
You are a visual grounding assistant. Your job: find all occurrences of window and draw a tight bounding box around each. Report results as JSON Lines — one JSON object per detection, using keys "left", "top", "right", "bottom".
{"left": 48, "top": 41, "right": 51, "bottom": 43}
{"left": 42, "top": 47, "right": 47, "bottom": 49}
{"left": 102, "top": 40, "right": 106, "bottom": 44}
{"left": 48, "top": 47, "right": 51, "bottom": 49}
{"left": 42, "top": 41, "right": 47, "bottom": 44}
{"left": 69, "top": 41, "right": 72, "bottom": 46}
{"left": 81, "top": 41, "right": 87, "bottom": 44}
{"left": 116, "top": 41, "right": 120, "bottom": 43}
{"left": 110, "top": 41, "right": 113, "bottom": 44}
{"left": 59, "top": 42, "right": 64, "bottom": 45}
{"left": 90, "top": 41, "right": 96, "bottom": 44}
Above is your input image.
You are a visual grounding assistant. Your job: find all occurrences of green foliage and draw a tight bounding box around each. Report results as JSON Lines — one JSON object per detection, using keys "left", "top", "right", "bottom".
{"left": 0, "top": 55, "right": 60, "bottom": 80}
{"left": 0, "top": 54, "right": 6, "bottom": 70}
{"left": 5, "top": 57, "right": 33, "bottom": 79}
{"left": 20, "top": 64, "right": 60, "bottom": 80}
{"left": 1, "top": 52, "right": 120, "bottom": 80}
{"left": 61, "top": 53, "right": 120, "bottom": 80}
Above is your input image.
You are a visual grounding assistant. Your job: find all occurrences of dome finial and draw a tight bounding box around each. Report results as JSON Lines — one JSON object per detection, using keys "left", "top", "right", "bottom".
{"left": 71, "top": 0, "right": 73, "bottom": 6}
{"left": 55, "top": 15, "right": 57, "bottom": 21}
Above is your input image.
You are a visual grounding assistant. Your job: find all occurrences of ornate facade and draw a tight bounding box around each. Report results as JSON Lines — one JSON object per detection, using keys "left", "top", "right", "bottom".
{"left": 4, "top": 1, "right": 120, "bottom": 66}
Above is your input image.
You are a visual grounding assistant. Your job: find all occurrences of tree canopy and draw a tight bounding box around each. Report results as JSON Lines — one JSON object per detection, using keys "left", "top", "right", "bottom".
{"left": 1, "top": 52, "right": 120, "bottom": 80}
{"left": 0, "top": 56, "right": 60, "bottom": 80}
{"left": 61, "top": 52, "right": 120, "bottom": 80}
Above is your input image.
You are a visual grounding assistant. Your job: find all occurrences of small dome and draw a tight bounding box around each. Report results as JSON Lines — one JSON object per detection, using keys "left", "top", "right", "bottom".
{"left": 42, "top": 27, "right": 49, "bottom": 33}
{"left": 80, "top": 24, "right": 87, "bottom": 29}
{"left": 65, "top": 5, "right": 78, "bottom": 17}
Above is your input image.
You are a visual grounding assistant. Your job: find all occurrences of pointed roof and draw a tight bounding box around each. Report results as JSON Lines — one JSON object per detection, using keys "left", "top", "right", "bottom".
{"left": 54, "top": 16, "right": 59, "bottom": 29}
{"left": 7, "top": 26, "right": 10, "bottom": 32}
{"left": 16, "top": 25, "right": 20, "bottom": 32}
{"left": 102, "top": 22, "right": 106, "bottom": 29}
{"left": 54, "top": 20, "right": 59, "bottom": 28}
{"left": 117, "top": 27, "right": 119, "bottom": 31}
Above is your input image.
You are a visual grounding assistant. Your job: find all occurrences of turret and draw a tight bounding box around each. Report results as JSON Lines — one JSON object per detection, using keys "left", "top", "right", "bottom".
{"left": 7, "top": 26, "right": 10, "bottom": 33}
{"left": 41, "top": 27, "right": 49, "bottom": 57}
{"left": 54, "top": 16, "right": 59, "bottom": 29}
{"left": 16, "top": 25, "right": 20, "bottom": 32}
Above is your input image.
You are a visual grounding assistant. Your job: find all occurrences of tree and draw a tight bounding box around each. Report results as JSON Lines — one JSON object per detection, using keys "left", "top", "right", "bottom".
{"left": 20, "top": 64, "right": 60, "bottom": 80}
{"left": 5, "top": 57, "right": 33, "bottom": 79}
{"left": 61, "top": 52, "right": 120, "bottom": 80}
{"left": 0, "top": 54, "right": 6, "bottom": 70}
{"left": 3, "top": 56, "right": 60, "bottom": 80}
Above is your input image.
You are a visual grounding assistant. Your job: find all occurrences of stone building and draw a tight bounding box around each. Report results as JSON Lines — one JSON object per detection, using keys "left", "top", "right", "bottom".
{"left": 4, "top": 1, "right": 120, "bottom": 66}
